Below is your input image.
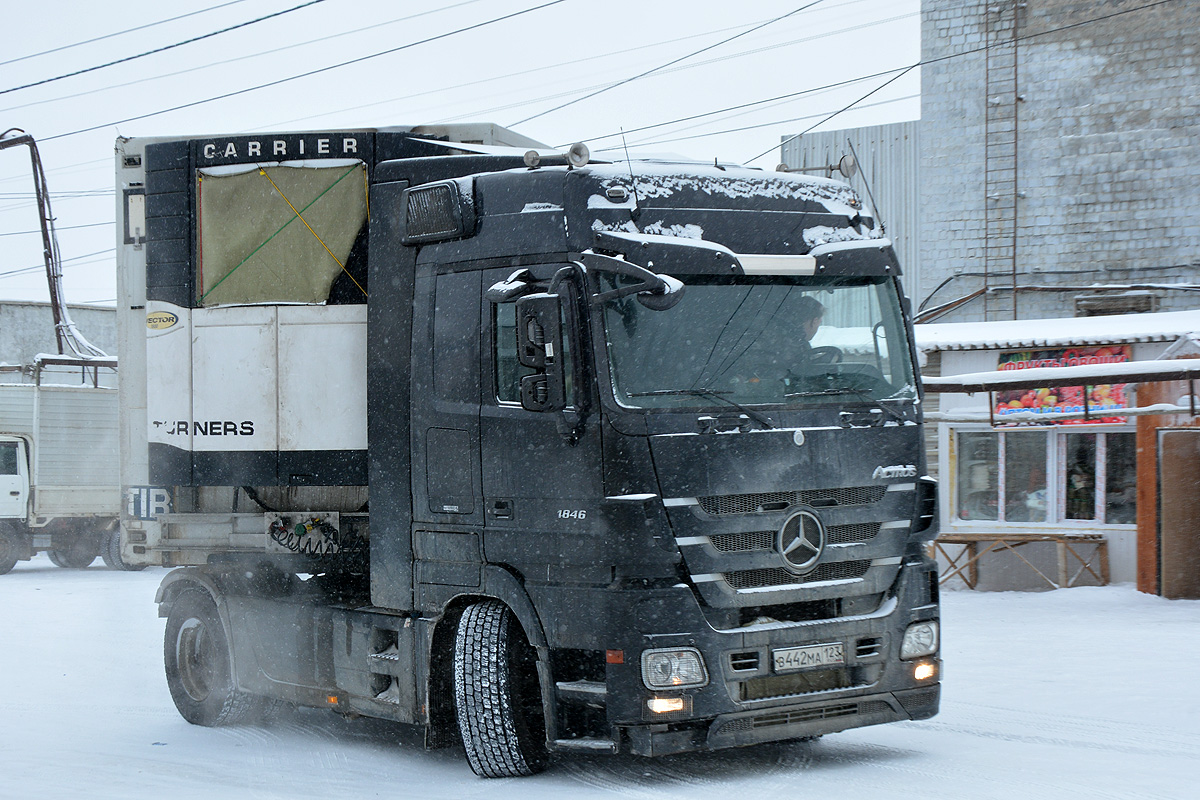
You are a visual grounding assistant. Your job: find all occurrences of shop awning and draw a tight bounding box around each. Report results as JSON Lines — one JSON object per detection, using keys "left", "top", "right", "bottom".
{"left": 922, "top": 358, "right": 1200, "bottom": 394}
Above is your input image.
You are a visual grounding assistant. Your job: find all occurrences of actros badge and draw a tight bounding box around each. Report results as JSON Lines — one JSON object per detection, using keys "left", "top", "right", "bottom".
{"left": 777, "top": 509, "right": 825, "bottom": 574}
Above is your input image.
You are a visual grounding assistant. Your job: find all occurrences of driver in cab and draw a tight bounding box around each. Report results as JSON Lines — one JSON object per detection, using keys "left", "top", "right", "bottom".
{"left": 795, "top": 296, "right": 825, "bottom": 357}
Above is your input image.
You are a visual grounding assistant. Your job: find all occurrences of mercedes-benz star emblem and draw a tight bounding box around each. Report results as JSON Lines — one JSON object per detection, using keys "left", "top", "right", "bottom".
{"left": 777, "top": 510, "right": 825, "bottom": 574}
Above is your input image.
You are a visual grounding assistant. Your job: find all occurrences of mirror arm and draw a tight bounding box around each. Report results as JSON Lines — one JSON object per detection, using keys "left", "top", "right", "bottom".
{"left": 579, "top": 252, "right": 667, "bottom": 302}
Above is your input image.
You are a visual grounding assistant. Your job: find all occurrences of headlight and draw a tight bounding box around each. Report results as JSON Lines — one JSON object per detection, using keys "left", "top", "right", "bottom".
{"left": 900, "top": 620, "right": 939, "bottom": 660}
{"left": 640, "top": 647, "right": 708, "bottom": 690}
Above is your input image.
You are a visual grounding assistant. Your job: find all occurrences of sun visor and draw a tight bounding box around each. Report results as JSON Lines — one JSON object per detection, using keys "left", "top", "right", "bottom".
{"left": 588, "top": 229, "right": 896, "bottom": 277}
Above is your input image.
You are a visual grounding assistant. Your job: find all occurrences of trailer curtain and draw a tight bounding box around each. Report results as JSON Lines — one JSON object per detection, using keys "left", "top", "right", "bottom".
{"left": 196, "top": 161, "right": 368, "bottom": 306}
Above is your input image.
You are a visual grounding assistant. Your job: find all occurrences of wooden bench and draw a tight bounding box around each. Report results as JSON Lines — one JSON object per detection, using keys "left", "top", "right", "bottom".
{"left": 933, "top": 532, "right": 1110, "bottom": 590}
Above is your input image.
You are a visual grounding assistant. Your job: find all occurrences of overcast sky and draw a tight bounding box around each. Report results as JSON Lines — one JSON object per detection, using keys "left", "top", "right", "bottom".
{"left": 0, "top": 0, "right": 920, "bottom": 306}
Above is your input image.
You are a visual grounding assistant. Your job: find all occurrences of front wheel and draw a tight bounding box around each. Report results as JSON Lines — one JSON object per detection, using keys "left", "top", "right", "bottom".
{"left": 164, "top": 588, "right": 262, "bottom": 727}
{"left": 48, "top": 532, "right": 102, "bottom": 569}
{"left": 0, "top": 523, "right": 20, "bottom": 575}
{"left": 453, "top": 600, "right": 548, "bottom": 777}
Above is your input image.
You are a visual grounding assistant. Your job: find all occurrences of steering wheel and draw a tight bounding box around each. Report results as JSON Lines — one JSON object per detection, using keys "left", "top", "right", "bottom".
{"left": 809, "top": 346, "right": 843, "bottom": 365}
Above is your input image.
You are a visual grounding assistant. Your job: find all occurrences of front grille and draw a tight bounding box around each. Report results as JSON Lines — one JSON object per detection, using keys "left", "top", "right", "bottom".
{"left": 859, "top": 700, "right": 895, "bottom": 716}
{"left": 740, "top": 668, "right": 854, "bottom": 701}
{"left": 729, "top": 651, "right": 761, "bottom": 672}
{"left": 855, "top": 637, "right": 884, "bottom": 658}
{"left": 734, "top": 705, "right": 859, "bottom": 729}
{"left": 710, "top": 531, "right": 775, "bottom": 552}
{"left": 828, "top": 523, "right": 882, "bottom": 545}
{"left": 698, "top": 487, "right": 887, "bottom": 516}
{"left": 724, "top": 560, "right": 871, "bottom": 590}
{"left": 897, "top": 687, "right": 940, "bottom": 714}
{"left": 709, "top": 523, "right": 881, "bottom": 554}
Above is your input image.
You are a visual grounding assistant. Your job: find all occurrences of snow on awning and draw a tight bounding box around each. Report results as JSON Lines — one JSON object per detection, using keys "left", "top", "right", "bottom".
{"left": 922, "top": 358, "right": 1200, "bottom": 394}
{"left": 914, "top": 309, "right": 1200, "bottom": 353}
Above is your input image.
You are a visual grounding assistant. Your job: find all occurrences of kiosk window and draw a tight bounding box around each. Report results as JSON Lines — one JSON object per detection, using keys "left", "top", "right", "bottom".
{"left": 953, "top": 428, "right": 1135, "bottom": 525}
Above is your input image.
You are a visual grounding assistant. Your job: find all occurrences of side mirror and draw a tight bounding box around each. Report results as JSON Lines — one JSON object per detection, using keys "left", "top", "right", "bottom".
{"left": 636, "top": 274, "right": 685, "bottom": 311}
{"left": 515, "top": 293, "right": 567, "bottom": 412}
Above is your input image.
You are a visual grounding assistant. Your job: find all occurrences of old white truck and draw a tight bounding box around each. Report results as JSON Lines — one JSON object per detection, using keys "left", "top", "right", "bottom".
{"left": 0, "top": 357, "right": 130, "bottom": 574}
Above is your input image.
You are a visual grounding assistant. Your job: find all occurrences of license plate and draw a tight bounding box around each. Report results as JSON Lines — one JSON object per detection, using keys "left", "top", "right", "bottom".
{"left": 773, "top": 643, "right": 845, "bottom": 672}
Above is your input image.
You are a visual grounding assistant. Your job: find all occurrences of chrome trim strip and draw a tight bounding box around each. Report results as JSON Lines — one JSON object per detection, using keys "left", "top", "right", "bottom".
{"left": 663, "top": 497, "right": 699, "bottom": 507}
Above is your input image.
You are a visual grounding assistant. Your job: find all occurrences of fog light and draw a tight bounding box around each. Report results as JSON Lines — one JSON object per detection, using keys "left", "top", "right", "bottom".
{"left": 913, "top": 662, "right": 937, "bottom": 681}
{"left": 641, "top": 647, "right": 708, "bottom": 690}
{"left": 647, "top": 696, "right": 687, "bottom": 714}
{"left": 900, "top": 620, "right": 939, "bottom": 660}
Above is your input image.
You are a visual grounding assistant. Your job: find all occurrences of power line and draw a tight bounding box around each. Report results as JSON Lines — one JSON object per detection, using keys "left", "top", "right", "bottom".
{"left": 0, "top": 0, "right": 491, "bottom": 116}
{"left": 579, "top": 68, "right": 904, "bottom": 148}
{"left": 576, "top": 0, "right": 1176, "bottom": 160}
{"left": 1, "top": 0, "right": 331, "bottom": 96}
{"left": 44, "top": 0, "right": 570, "bottom": 142}
{"left": 510, "top": 1, "right": 827, "bottom": 127}
{"left": 0, "top": 220, "right": 114, "bottom": 238}
{"left": 747, "top": 65, "right": 917, "bottom": 163}
{"left": 448, "top": 11, "right": 915, "bottom": 127}
{"left": 256, "top": 15, "right": 781, "bottom": 129}
{"left": 0, "top": 248, "right": 115, "bottom": 280}
{"left": 610, "top": 93, "right": 918, "bottom": 152}
{"left": 754, "top": 0, "right": 1179, "bottom": 161}
{"left": 0, "top": 0, "right": 252, "bottom": 68}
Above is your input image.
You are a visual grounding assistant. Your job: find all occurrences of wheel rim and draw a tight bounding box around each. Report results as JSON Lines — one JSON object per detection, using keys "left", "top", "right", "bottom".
{"left": 176, "top": 618, "right": 218, "bottom": 702}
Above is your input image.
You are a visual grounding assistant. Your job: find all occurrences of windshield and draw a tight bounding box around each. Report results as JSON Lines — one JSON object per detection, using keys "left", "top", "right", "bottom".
{"left": 599, "top": 273, "right": 916, "bottom": 409}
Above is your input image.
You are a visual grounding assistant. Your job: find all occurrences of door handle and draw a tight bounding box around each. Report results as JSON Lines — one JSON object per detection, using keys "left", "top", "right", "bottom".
{"left": 8, "top": 491, "right": 18, "bottom": 496}
{"left": 488, "top": 499, "right": 513, "bottom": 520}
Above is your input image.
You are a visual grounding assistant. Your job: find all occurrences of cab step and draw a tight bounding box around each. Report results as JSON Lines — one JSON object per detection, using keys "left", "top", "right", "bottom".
{"left": 556, "top": 680, "right": 607, "bottom": 708}
{"left": 552, "top": 737, "right": 618, "bottom": 753}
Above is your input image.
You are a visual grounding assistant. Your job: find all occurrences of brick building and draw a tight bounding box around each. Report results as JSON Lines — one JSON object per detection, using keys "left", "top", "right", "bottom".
{"left": 785, "top": 0, "right": 1199, "bottom": 322}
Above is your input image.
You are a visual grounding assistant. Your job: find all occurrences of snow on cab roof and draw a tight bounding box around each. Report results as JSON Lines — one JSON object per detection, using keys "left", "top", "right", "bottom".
{"left": 914, "top": 308, "right": 1200, "bottom": 352}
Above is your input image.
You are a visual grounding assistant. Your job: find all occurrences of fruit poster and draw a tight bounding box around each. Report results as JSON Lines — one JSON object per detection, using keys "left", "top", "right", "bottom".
{"left": 994, "top": 346, "right": 1131, "bottom": 423}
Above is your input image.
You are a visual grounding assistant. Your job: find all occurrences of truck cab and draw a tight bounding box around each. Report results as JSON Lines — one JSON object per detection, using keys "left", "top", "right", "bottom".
{"left": 0, "top": 437, "right": 29, "bottom": 521}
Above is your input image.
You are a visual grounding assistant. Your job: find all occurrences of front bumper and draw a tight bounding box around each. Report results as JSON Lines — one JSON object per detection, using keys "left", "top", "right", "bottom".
{"left": 535, "top": 557, "right": 941, "bottom": 756}
{"left": 622, "top": 683, "right": 940, "bottom": 757}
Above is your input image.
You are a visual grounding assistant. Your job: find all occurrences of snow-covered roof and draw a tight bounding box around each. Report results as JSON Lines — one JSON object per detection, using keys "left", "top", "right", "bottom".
{"left": 914, "top": 309, "right": 1200, "bottom": 352}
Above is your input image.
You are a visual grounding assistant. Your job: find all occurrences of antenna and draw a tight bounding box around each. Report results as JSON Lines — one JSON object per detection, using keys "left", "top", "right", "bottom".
{"left": 846, "top": 138, "right": 885, "bottom": 236}
{"left": 620, "top": 129, "right": 641, "bottom": 220}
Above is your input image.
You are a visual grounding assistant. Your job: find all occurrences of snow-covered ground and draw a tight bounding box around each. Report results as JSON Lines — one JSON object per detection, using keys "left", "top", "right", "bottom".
{"left": 2, "top": 555, "right": 1197, "bottom": 800}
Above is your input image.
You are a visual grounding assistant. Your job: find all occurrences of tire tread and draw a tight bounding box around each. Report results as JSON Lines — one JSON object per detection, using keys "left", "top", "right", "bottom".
{"left": 453, "top": 600, "right": 546, "bottom": 778}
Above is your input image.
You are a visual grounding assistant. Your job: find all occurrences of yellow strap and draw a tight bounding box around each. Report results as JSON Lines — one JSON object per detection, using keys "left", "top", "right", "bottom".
{"left": 259, "top": 168, "right": 367, "bottom": 298}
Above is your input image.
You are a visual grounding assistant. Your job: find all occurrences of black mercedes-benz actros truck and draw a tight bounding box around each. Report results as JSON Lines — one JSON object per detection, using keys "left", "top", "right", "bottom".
{"left": 115, "top": 123, "right": 940, "bottom": 778}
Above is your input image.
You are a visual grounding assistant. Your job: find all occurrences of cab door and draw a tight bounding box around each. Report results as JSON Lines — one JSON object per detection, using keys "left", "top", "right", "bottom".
{"left": 479, "top": 266, "right": 603, "bottom": 574}
{"left": 0, "top": 437, "right": 29, "bottom": 519}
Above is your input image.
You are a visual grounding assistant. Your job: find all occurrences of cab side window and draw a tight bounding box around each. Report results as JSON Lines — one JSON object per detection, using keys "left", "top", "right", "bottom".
{"left": 0, "top": 442, "right": 20, "bottom": 475}
{"left": 494, "top": 299, "right": 574, "bottom": 405}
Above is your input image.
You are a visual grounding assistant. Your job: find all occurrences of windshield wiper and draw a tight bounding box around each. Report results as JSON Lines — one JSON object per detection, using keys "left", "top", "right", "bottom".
{"left": 785, "top": 386, "right": 908, "bottom": 423}
{"left": 627, "top": 388, "right": 775, "bottom": 429}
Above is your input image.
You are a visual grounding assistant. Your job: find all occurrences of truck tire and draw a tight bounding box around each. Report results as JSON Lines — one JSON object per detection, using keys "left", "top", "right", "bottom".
{"left": 0, "top": 524, "right": 19, "bottom": 575}
{"left": 453, "top": 600, "right": 548, "bottom": 778}
{"left": 164, "top": 588, "right": 262, "bottom": 727}
{"left": 47, "top": 532, "right": 102, "bottom": 569}
{"left": 101, "top": 528, "right": 146, "bottom": 571}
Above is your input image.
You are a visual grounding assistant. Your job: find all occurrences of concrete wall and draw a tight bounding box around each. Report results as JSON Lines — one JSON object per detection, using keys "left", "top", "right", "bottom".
{"left": 920, "top": 0, "right": 1200, "bottom": 322}
{"left": 0, "top": 302, "right": 116, "bottom": 365}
